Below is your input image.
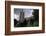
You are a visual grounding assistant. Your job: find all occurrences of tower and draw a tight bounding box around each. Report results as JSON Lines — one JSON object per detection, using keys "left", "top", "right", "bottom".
{"left": 19, "top": 9, "right": 24, "bottom": 23}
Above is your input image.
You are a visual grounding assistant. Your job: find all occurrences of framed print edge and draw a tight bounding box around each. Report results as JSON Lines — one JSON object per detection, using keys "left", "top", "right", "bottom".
{"left": 5, "top": 1, "right": 45, "bottom": 35}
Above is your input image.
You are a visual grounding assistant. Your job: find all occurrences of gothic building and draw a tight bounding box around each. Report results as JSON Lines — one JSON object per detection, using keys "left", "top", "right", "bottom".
{"left": 19, "top": 9, "right": 24, "bottom": 23}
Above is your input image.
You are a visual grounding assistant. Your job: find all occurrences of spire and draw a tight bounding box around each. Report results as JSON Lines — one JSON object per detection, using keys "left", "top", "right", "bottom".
{"left": 19, "top": 9, "right": 24, "bottom": 23}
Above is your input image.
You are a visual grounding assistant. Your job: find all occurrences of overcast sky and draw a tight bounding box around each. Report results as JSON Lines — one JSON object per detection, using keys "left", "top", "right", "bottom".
{"left": 14, "top": 8, "right": 34, "bottom": 21}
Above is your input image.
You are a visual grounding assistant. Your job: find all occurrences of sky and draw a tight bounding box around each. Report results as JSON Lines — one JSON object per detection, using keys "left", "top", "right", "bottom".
{"left": 14, "top": 8, "right": 34, "bottom": 21}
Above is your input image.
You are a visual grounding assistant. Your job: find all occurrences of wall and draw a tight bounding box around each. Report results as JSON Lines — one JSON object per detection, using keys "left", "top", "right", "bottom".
{"left": 0, "top": 0, "right": 46, "bottom": 36}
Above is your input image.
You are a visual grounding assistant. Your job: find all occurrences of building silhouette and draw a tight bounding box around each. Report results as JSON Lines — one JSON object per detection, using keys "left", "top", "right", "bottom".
{"left": 19, "top": 9, "right": 24, "bottom": 23}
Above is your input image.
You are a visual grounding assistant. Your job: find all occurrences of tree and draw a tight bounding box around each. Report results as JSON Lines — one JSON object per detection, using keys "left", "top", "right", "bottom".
{"left": 32, "top": 9, "right": 39, "bottom": 21}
